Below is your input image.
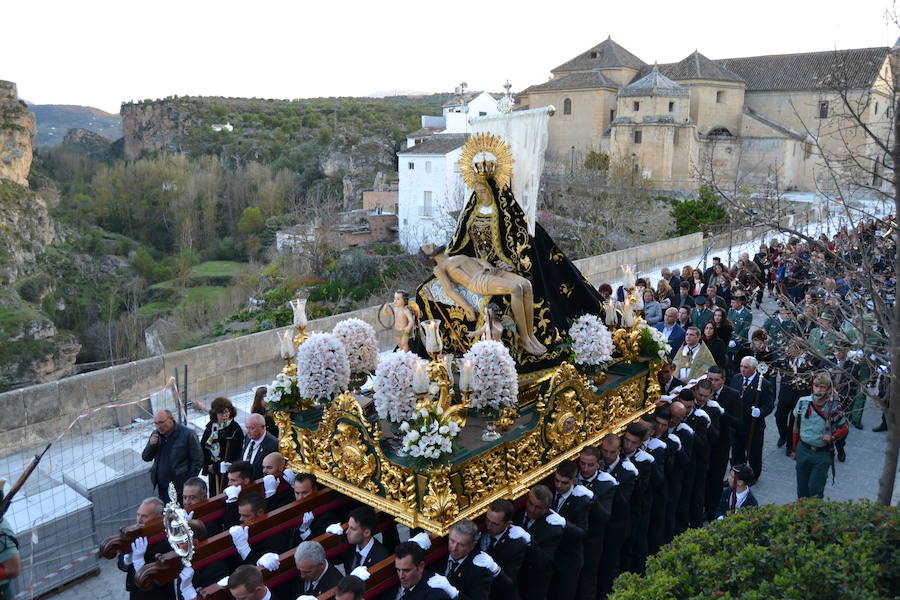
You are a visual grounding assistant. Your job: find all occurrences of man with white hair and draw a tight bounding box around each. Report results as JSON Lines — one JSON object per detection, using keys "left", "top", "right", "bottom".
{"left": 242, "top": 413, "right": 279, "bottom": 480}
{"left": 291, "top": 540, "right": 342, "bottom": 598}
{"left": 116, "top": 497, "right": 174, "bottom": 600}
{"left": 729, "top": 356, "right": 774, "bottom": 484}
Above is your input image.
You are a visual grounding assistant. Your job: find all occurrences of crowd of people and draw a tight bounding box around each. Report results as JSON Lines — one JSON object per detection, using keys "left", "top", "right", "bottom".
{"left": 109, "top": 217, "right": 893, "bottom": 600}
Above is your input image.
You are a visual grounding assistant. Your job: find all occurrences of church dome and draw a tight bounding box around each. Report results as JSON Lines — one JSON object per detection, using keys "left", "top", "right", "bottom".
{"left": 619, "top": 66, "right": 689, "bottom": 98}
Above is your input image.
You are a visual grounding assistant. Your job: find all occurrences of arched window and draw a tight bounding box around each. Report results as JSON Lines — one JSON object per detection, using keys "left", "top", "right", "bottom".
{"left": 563, "top": 98, "right": 572, "bottom": 115}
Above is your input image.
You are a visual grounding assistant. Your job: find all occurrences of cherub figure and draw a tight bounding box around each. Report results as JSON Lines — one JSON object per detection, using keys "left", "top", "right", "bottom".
{"left": 380, "top": 290, "right": 418, "bottom": 351}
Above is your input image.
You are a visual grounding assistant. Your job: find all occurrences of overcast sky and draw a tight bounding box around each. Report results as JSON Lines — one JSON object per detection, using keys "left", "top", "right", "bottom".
{"left": 5, "top": 0, "right": 898, "bottom": 113}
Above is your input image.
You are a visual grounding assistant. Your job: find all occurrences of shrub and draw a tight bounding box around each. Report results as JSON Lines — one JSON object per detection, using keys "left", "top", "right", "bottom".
{"left": 611, "top": 499, "right": 899, "bottom": 600}
{"left": 332, "top": 248, "right": 377, "bottom": 289}
{"left": 669, "top": 185, "right": 727, "bottom": 236}
{"left": 18, "top": 273, "right": 52, "bottom": 304}
{"left": 584, "top": 151, "right": 610, "bottom": 171}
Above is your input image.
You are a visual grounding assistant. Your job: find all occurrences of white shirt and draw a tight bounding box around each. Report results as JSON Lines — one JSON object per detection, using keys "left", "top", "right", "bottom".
{"left": 734, "top": 488, "right": 751, "bottom": 509}
{"left": 554, "top": 488, "right": 572, "bottom": 511}
{"left": 243, "top": 435, "right": 263, "bottom": 463}
{"left": 304, "top": 559, "right": 330, "bottom": 593}
{"left": 355, "top": 537, "right": 375, "bottom": 565}
{"left": 661, "top": 323, "right": 676, "bottom": 339}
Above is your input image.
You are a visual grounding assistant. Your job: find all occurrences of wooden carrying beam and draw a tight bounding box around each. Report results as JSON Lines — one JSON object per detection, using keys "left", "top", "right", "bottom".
{"left": 136, "top": 488, "right": 342, "bottom": 590}
{"left": 99, "top": 481, "right": 264, "bottom": 559}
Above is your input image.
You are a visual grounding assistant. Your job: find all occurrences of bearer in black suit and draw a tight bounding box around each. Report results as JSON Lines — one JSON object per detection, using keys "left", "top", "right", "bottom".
{"left": 341, "top": 506, "right": 391, "bottom": 573}
{"left": 261, "top": 452, "right": 295, "bottom": 510}
{"left": 575, "top": 445, "right": 617, "bottom": 600}
{"left": 513, "top": 485, "right": 565, "bottom": 600}
{"left": 549, "top": 461, "right": 592, "bottom": 600}
{"left": 433, "top": 520, "right": 495, "bottom": 600}
{"left": 289, "top": 473, "right": 340, "bottom": 547}
{"left": 639, "top": 413, "right": 669, "bottom": 561}
{"left": 241, "top": 413, "right": 279, "bottom": 480}
{"left": 681, "top": 388, "right": 712, "bottom": 528}
{"left": 619, "top": 422, "right": 654, "bottom": 575}
{"left": 669, "top": 401, "right": 695, "bottom": 536}
{"left": 730, "top": 356, "right": 775, "bottom": 484}
{"left": 596, "top": 434, "right": 637, "bottom": 599}
{"left": 228, "top": 492, "right": 292, "bottom": 569}
{"left": 290, "top": 540, "right": 343, "bottom": 598}
{"left": 383, "top": 542, "right": 451, "bottom": 600}
{"left": 481, "top": 499, "right": 529, "bottom": 600}
{"left": 704, "top": 367, "right": 741, "bottom": 521}
{"left": 222, "top": 460, "right": 255, "bottom": 528}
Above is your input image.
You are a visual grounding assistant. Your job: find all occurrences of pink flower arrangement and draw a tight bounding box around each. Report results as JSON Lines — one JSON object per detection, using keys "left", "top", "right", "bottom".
{"left": 296, "top": 332, "right": 350, "bottom": 403}
{"left": 463, "top": 340, "right": 518, "bottom": 412}
{"left": 373, "top": 350, "right": 420, "bottom": 423}
{"left": 333, "top": 318, "right": 379, "bottom": 374}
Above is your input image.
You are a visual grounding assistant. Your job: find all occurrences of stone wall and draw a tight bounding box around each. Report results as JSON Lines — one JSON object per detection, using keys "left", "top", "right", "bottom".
{"left": 0, "top": 230, "right": 714, "bottom": 458}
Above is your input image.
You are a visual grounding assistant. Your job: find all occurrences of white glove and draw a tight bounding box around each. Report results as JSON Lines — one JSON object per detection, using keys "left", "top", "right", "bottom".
{"left": 410, "top": 531, "right": 431, "bottom": 550}
{"left": 751, "top": 406, "right": 761, "bottom": 418}
{"left": 131, "top": 536, "right": 148, "bottom": 571}
{"left": 256, "top": 552, "right": 280, "bottom": 571}
{"left": 350, "top": 566, "right": 371, "bottom": 581}
{"left": 220, "top": 461, "right": 231, "bottom": 474}
{"left": 507, "top": 525, "right": 531, "bottom": 544}
{"left": 473, "top": 551, "right": 500, "bottom": 576}
{"left": 325, "top": 522, "right": 344, "bottom": 535}
{"left": 283, "top": 468, "right": 296, "bottom": 486}
{"left": 728, "top": 340, "right": 737, "bottom": 348}
{"left": 296, "top": 596, "right": 317, "bottom": 600}
{"left": 185, "top": 510, "right": 194, "bottom": 520}
{"left": 545, "top": 511, "right": 566, "bottom": 527}
{"left": 298, "top": 511, "right": 314, "bottom": 532}
{"left": 217, "top": 576, "right": 229, "bottom": 587}
{"left": 571, "top": 484, "right": 594, "bottom": 499}
{"left": 659, "top": 395, "right": 673, "bottom": 404}
{"left": 224, "top": 485, "right": 241, "bottom": 502}
{"left": 179, "top": 566, "right": 197, "bottom": 600}
{"left": 229, "top": 525, "right": 251, "bottom": 560}
{"left": 263, "top": 474, "right": 278, "bottom": 498}
{"left": 427, "top": 574, "right": 459, "bottom": 599}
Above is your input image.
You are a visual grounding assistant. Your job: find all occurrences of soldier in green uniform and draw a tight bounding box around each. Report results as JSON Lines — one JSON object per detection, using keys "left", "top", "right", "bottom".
{"left": 691, "top": 296, "right": 714, "bottom": 331}
{"left": 726, "top": 290, "right": 753, "bottom": 372}
{"left": 791, "top": 372, "right": 849, "bottom": 498}
{"left": 807, "top": 312, "right": 839, "bottom": 356}
{"left": 762, "top": 305, "right": 800, "bottom": 358}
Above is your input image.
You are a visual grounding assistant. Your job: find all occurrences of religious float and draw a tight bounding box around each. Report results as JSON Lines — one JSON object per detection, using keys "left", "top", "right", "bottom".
{"left": 266, "top": 132, "right": 670, "bottom": 536}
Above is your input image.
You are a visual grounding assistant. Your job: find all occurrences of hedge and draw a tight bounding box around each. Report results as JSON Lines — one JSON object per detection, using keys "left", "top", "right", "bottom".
{"left": 611, "top": 499, "right": 899, "bottom": 600}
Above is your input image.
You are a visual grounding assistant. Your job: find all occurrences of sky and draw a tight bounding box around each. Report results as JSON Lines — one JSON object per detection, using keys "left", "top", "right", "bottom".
{"left": 4, "top": 0, "right": 899, "bottom": 114}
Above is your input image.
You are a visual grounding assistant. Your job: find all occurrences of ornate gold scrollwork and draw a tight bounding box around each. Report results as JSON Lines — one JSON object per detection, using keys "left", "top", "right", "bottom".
{"left": 546, "top": 390, "right": 585, "bottom": 451}
{"left": 331, "top": 422, "right": 377, "bottom": 487}
{"left": 613, "top": 327, "right": 642, "bottom": 364}
{"left": 422, "top": 466, "right": 460, "bottom": 522}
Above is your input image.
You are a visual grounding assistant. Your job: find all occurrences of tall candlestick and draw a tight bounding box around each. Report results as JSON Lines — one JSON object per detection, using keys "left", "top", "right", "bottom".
{"left": 290, "top": 298, "right": 308, "bottom": 327}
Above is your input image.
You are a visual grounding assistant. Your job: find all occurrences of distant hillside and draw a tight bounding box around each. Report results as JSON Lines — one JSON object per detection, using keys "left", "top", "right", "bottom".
{"left": 27, "top": 104, "right": 121, "bottom": 146}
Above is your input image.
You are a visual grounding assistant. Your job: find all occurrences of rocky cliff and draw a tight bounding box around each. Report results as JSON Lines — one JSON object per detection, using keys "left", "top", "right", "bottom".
{"left": 121, "top": 100, "right": 203, "bottom": 158}
{"left": 0, "top": 80, "right": 36, "bottom": 186}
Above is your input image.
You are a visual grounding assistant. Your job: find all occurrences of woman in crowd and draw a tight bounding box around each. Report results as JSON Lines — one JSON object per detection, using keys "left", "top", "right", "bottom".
{"left": 711, "top": 308, "right": 734, "bottom": 345}
{"left": 702, "top": 320, "right": 728, "bottom": 369}
{"left": 200, "top": 396, "right": 244, "bottom": 496}
{"left": 690, "top": 268, "right": 707, "bottom": 298}
{"left": 711, "top": 263, "right": 733, "bottom": 305}
{"left": 251, "top": 386, "right": 279, "bottom": 438}
{"left": 642, "top": 288, "right": 663, "bottom": 325}
{"left": 656, "top": 278, "right": 676, "bottom": 308}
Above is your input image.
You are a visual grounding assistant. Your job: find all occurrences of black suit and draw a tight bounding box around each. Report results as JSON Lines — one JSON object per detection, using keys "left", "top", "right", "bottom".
{"left": 673, "top": 423, "right": 695, "bottom": 536}
{"left": 381, "top": 571, "right": 451, "bottom": 600}
{"left": 513, "top": 510, "right": 564, "bottom": 600}
{"left": 659, "top": 376, "right": 685, "bottom": 395}
{"left": 241, "top": 433, "right": 279, "bottom": 480}
{"left": 597, "top": 460, "right": 637, "bottom": 599}
{"left": 482, "top": 528, "right": 527, "bottom": 600}
{"left": 117, "top": 539, "right": 176, "bottom": 600}
{"left": 620, "top": 450, "right": 653, "bottom": 575}
{"left": 232, "top": 527, "right": 292, "bottom": 570}
{"left": 686, "top": 409, "right": 711, "bottom": 528}
{"left": 288, "top": 508, "right": 340, "bottom": 548}
{"left": 643, "top": 438, "right": 669, "bottom": 558}
{"left": 729, "top": 373, "right": 775, "bottom": 482}
{"left": 662, "top": 433, "right": 684, "bottom": 545}
{"left": 550, "top": 490, "right": 592, "bottom": 600}
{"left": 706, "top": 385, "right": 741, "bottom": 521}
{"left": 265, "top": 479, "right": 295, "bottom": 511}
{"left": 342, "top": 538, "right": 391, "bottom": 573}
{"left": 436, "top": 550, "right": 494, "bottom": 600}
{"left": 287, "top": 560, "right": 342, "bottom": 599}
{"left": 575, "top": 473, "right": 616, "bottom": 600}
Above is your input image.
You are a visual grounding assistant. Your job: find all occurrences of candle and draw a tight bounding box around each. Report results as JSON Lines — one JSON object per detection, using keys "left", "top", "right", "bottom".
{"left": 605, "top": 299, "right": 617, "bottom": 327}
{"left": 622, "top": 264, "right": 636, "bottom": 289}
{"left": 622, "top": 297, "right": 635, "bottom": 327}
{"left": 279, "top": 329, "right": 296, "bottom": 359}
{"left": 459, "top": 359, "right": 473, "bottom": 392}
{"left": 413, "top": 360, "right": 430, "bottom": 395}
{"left": 420, "top": 320, "right": 443, "bottom": 354}
{"left": 290, "top": 298, "right": 308, "bottom": 327}
{"left": 633, "top": 290, "right": 644, "bottom": 311}
{"left": 441, "top": 354, "right": 454, "bottom": 379}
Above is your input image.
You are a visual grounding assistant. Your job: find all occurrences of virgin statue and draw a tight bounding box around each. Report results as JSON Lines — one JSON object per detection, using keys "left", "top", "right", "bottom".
{"left": 411, "top": 133, "right": 603, "bottom": 373}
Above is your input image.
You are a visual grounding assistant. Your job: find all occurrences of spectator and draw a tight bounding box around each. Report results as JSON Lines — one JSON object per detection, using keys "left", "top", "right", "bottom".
{"left": 251, "top": 387, "right": 279, "bottom": 438}
{"left": 142, "top": 409, "right": 202, "bottom": 504}
{"left": 200, "top": 396, "right": 244, "bottom": 496}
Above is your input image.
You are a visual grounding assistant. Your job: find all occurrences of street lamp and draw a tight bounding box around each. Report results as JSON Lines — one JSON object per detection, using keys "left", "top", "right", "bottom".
{"left": 631, "top": 152, "right": 637, "bottom": 187}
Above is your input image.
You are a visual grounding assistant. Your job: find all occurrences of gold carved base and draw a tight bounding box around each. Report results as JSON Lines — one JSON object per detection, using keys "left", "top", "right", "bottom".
{"left": 276, "top": 361, "right": 661, "bottom": 536}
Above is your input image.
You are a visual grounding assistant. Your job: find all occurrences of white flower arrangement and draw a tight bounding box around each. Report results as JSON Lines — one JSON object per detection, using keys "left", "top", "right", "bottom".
{"left": 296, "top": 332, "right": 351, "bottom": 403}
{"left": 463, "top": 340, "right": 518, "bottom": 413}
{"left": 637, "top": 321, "right": 672, "bottom": 361}
{"left": 332, "top": 318, "right": 379, "bottom": 374}
{"left": 569, "top": 314, "right": 614, "bottom": 366}
{"left": 373, "top": 350, "right": 420, "bottom": 423}
{"left": 266, "top": 371, "right": 300, "bottom": 410}
{"left": 400, "top": 404, "right": 461, "bottom": 465}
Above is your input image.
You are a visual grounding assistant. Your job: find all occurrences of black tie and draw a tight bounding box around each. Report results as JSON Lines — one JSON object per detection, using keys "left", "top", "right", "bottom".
{"left": 353, "top": 551, "right": 363, "bottom": 569}
{"left": 246, "top": 440, "right": 256, "bottom": 461}
{"left": 553, "top": 492, "right": 562, "bottom": 510}
{"left": 488, "top": 536, "right": 497, "bottom": 553}
{"left": 399, "top": 587, "right": 411, "bottom": 599}
{"left": 447, "top": 559, "right": 459, "bottom": 577}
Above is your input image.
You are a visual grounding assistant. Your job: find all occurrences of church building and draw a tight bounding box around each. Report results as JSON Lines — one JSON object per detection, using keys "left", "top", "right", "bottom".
{"left": 516, "top": 38, "right": 894, "bottom": 191}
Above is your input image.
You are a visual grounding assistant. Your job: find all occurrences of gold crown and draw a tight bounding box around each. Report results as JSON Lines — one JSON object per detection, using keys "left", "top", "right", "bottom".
{"left": 459, "top": 133, "right": 514, "bottom": 192}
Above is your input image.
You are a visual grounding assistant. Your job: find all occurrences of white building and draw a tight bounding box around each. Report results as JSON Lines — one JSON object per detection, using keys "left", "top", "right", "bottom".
{"left": 397, "top": 85, "right": 502, "bottom": 252}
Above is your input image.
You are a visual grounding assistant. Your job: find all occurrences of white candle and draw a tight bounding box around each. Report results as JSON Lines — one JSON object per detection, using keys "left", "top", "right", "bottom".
{"left": 459, "top": 359, "right": 473, "bottom": 392}
{"left": 413, "top": 360, "right": 430, "bottom": 395}
{"left": 442, "top": 354, "right": 454, "bottom": 379}
{"left": 605, "top": 299, "right": 617, "bottom": 327}
{"left": 279, "top": 329, "right": 296, "bottom": 359}
{"left": 622, "top": 264, "right": 636, "bottom": 289}
{"left": 290, "top": 298, "right": 308, "bottom": 327}
{"left": 421, "top": 320, "right": 443, "bottom": 354}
